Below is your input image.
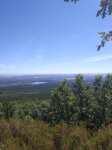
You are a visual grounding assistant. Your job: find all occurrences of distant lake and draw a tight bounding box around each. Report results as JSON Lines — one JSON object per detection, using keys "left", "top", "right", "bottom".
{"left": 32, "top": 82, "right": 47, "bottom": 85}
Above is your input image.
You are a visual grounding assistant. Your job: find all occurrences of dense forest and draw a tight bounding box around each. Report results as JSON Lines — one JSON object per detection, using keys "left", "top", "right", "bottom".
{"left": 0, "top": 74, "right": 112, "bottom": 149}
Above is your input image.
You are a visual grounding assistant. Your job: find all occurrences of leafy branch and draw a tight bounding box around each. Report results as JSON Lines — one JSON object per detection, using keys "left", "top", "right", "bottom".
{"left": 64, "top": 0, "right": 112, "bottom": 50}
{"left": 97, "top": 31, "right": 112, "bottom": 51}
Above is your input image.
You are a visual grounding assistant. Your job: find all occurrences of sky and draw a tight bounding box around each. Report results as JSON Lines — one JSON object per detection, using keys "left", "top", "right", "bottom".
{"left": 0, "top": 0, "right": 112, "bottom": 74}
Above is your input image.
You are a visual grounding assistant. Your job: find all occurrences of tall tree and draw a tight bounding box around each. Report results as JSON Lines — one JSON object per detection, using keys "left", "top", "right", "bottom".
{"left": 102, "top": 74, "right": 112, "bottom": 123}
{"left": 93, "top": 75, "right": 104, "bottom": 128}
{"left": 50, "top": 80, "right": 73, "bottom": 124}
{"left": 73, "top": 75, "right": 87, "bottom": 122}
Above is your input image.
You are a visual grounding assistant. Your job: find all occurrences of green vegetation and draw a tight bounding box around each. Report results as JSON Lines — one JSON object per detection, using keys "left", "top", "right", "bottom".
{"left": 0, "top": 82, "right": 59, "bottom": 102}
{"left": 0, "top": 119, "right": 112, "bottom": 150}
{"left": 0, "top": 74, "right": 112, "bottom": 149}
{"left": 0, "top": 74, "right": 112, "bottom": 127}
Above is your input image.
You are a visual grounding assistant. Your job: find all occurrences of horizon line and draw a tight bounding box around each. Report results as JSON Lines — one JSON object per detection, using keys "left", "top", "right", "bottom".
{"left": 0, "top": 72, "right": 112, "bottom": 76}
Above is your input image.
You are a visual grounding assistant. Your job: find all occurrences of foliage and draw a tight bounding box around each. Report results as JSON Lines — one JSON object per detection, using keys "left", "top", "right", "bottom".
{"left": 0, "top": 119, "right": 112, "bottom": 150}
{"left": 0, "top": 74, "right": 112, "bottom": 148}
{"left": 1, "top": 100, "right": 15, "bottom": 119}
{"left": 50, "top": 80, "right": 74, "bottom": 124}
{"left": 0, "top": 74, "right": 112, "bottom": 130}
{"left": 96, "top": 0, "right": 112, "bottom": 18}
{"left": 64, "top": 0, "right": 79, "bottom": 3}
{"left": 64, "top": 0, "right": 112, "bottom": 50}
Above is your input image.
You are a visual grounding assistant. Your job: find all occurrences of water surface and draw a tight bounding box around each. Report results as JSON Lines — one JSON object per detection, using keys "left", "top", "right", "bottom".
{"left": 32, "top": 82, "right": 47, "bottom": 85}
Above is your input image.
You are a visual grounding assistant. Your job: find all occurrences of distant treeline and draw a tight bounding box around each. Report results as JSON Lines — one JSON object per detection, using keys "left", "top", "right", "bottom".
{"left": 0, "top": 74, "right": 112, "bottom": 130}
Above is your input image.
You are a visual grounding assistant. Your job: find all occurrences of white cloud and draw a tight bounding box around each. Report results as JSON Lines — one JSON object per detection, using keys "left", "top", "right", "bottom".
{"left": 60, "top": 53, "right": 112, "bottom": 66}
{"left": 85, "top": 53, "right": 112, "bottom": 62}
{"left": 49, "top": 53, "right": 112, "bottom": 69}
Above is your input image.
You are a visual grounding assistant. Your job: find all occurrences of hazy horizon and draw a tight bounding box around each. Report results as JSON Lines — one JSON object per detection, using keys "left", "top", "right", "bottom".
{"left": 0, "top": 72, "right": 111, "bottom": 77}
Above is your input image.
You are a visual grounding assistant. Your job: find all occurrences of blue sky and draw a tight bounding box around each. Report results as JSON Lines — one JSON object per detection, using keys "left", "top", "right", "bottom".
{"left": 0, "top": 0, "right": 112, "bottom": 74}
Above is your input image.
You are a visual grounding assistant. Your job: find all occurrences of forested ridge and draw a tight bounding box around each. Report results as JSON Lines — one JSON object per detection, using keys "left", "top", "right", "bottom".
{"left": 0, "top": 74, "right": 112, "bottom": 149}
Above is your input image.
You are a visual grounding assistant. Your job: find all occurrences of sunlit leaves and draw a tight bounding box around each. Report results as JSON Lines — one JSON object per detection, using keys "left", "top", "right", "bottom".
{"left": 97, "top": 31, "right": 112, "bottom": 50}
